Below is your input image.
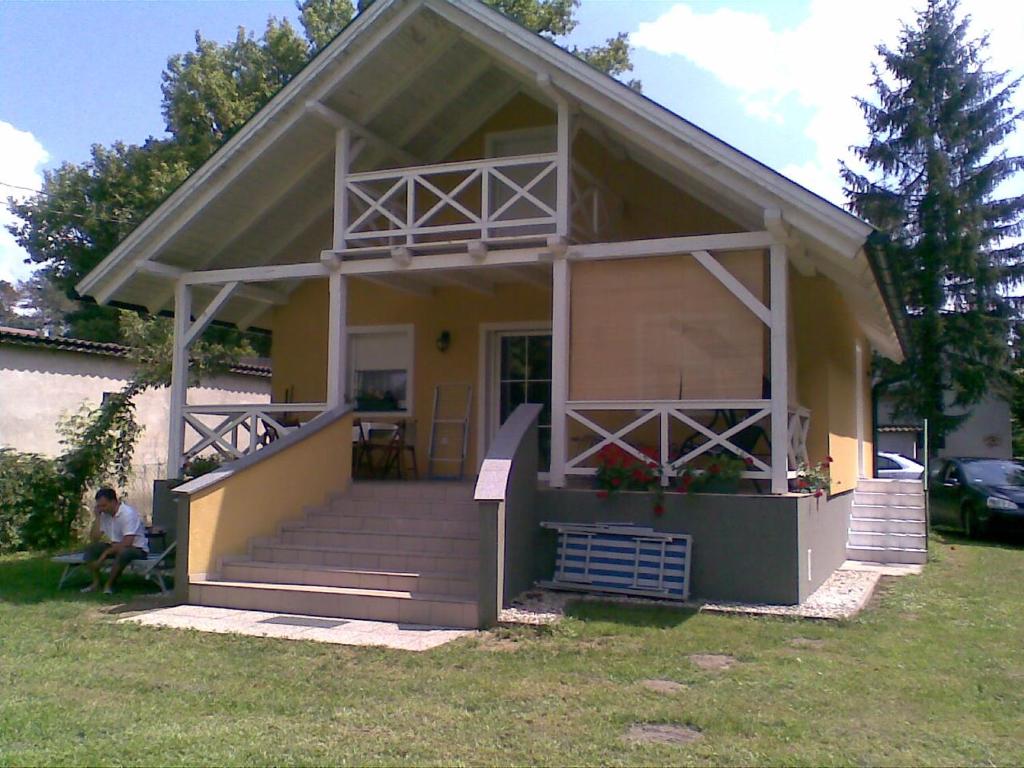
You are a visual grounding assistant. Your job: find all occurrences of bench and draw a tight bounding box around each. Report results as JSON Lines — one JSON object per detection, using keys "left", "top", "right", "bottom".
{"left": 53, "top": 541, "right": 176, "bottom": 595}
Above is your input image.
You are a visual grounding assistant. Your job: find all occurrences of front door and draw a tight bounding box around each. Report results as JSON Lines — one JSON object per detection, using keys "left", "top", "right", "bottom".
{"left": 492, "top": 331, "right": 553, "bottom": 472}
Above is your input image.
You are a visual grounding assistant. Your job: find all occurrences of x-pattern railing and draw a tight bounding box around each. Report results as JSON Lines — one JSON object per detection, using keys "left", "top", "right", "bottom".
{"left": 343, "top": 153, "right": 559, "bottom": 246}
{"left": 565, "top": 399, "right": 809, "bottom": 486}
{"left": 182, "top": 403, "right": 327, "bottom": 463}
{"left": 570, "top": 164, "right": 618, "bottom": 243}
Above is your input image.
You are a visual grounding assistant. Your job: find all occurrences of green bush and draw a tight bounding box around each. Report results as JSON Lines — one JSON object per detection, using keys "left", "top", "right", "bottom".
{"left": 0, "top": 449, "right": 82, "bottom": 554}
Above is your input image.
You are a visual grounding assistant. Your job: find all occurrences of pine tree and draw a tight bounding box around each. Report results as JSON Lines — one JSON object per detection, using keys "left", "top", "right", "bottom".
{"left": 842, "top": 0, "right": 1024, "bottom": 447}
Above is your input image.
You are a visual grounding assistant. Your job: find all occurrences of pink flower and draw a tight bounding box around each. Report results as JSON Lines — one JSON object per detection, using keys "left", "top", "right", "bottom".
{"left": 825, "top": 456, "right": 834, "bottom": 464}
{"left": 814, "top": 490, "right": 823, "bottom": 498}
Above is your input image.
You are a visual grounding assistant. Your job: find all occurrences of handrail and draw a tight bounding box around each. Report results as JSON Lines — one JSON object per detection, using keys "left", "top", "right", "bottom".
{"left": 174, "top": 405, "right": 353, "bottom": 497}
{"left": 184, "top": 402, "right": 326, "bottom": 415}
{"left": 348, "top": 152, "right": 558, "bottom": 183}
{"left": 475, "top": 404, "right": 543, "bottom": 502}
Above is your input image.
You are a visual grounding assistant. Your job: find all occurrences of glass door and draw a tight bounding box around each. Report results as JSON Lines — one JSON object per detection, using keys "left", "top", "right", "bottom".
{"left": 496, "top": 331, "right": 552, "bottom": 471}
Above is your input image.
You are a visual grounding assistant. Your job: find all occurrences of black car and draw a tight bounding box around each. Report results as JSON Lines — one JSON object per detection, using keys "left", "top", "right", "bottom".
{"left": 930, "top": 458, "right": 1024, "bottom": 537}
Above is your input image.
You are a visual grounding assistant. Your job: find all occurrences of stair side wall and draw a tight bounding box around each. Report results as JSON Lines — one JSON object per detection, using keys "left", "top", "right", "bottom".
{"left": 797, "top": 491, "right": 852, "bottom": 602}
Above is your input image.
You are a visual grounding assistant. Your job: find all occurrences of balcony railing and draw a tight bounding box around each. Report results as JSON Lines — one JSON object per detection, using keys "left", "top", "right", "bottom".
{"left": 565, "top": 399, "right": 810, "bottom": 486}
{"left": 343, "top": 153, "right": 559, "bottom": 249}
{"left": 182, "top": 403, "right": 327, "bottom": 464}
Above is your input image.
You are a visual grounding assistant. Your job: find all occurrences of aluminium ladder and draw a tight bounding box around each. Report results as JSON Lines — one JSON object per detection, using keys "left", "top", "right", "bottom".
{"left": 427, "top": 383, "right": 472, "bottom": 480}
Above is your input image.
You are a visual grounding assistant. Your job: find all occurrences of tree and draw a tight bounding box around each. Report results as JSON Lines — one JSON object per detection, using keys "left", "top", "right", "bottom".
{"left": 842, "top": 0, "right": 1024, "bottom": 447}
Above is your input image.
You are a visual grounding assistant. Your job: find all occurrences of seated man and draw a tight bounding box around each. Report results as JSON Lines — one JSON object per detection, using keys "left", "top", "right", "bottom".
{"left": 81, "top": 487, "right": 149, "bottom": 595}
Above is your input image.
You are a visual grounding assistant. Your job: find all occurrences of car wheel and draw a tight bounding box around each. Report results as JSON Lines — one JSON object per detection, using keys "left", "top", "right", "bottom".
{"left": 962, "top": 503, "right": 987, "bottom": 539}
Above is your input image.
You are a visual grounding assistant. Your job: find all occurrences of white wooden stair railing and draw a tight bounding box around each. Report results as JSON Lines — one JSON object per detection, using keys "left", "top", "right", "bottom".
{"left": 182, "top": 403, "right": 327, "bottom": 463}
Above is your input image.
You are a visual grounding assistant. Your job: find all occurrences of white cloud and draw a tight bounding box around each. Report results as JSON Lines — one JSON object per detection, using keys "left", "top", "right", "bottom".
{"left": 0, "top": 121, "right": 49, "bottom": 284}
{"left": 632, "top": 0, "right": 1024, "bottom": 207}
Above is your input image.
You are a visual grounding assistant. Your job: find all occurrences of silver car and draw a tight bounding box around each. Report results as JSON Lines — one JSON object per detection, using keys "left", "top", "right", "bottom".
{"left": 876, "top": 451, "right": 925, "bottom": 480}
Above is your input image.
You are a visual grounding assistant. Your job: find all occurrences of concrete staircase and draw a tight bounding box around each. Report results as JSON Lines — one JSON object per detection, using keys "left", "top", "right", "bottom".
{"left": 190, "top": 482, "right": 483, "bottom": 628}
{"left": 846, "top": 478, "right": 928, "bottom": 565}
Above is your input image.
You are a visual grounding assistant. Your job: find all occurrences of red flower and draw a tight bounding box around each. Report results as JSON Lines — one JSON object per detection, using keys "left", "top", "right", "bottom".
{"left": 744, "top": 456, "right": 755, "bottom": 468}
{"left": 632, "top": 468, "right": 646, "bottom": 482}
{"left": 653, "top": 504, "right": 665, "bottom": 516}
{"left": 798, "top": 479, "right": 809, "bottom": 489}
{"left": 641, "top": 446, "right": 660, "bottom": 462}
{"left": 825, "top": 456, "right": 834, "bottom": 463}
{"left": 611, "top": 476, "right": 622, "bottom": 488}
{"left": 596, "top": 490, "right": 609, "bottom": 500}
{"left": 814, "top": 490, "right": 824, "bottom": 498}
{"left": 708, "top": 463, "right": 720, "bottom": 475}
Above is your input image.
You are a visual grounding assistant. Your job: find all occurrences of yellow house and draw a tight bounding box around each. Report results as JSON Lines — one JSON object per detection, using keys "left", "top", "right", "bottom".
{"left": 78, "top": 0, "right": 912, "bottom": 627}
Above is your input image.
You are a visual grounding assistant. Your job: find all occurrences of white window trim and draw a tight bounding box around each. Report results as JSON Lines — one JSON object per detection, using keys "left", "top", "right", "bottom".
{"left": 347, "top": 323, "right": 415, "bottom": 419}
{"left": 484, "top": 125, "right": 557, "bottom": 158}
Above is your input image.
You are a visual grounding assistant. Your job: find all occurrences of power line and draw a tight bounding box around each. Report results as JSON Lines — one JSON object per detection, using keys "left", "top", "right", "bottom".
{"left": 0, "top": 180, "right": 136, "bottom": 225}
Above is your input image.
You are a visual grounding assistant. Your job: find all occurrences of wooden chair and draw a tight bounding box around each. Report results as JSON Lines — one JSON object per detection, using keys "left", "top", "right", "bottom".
{"left": 378, "top": 420, "right": 419, "bottom": 480}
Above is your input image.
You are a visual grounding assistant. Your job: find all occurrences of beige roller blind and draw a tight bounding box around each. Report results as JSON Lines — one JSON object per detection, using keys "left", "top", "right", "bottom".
{"left": 569, "top": 252, "right": 766, "bottom": 401}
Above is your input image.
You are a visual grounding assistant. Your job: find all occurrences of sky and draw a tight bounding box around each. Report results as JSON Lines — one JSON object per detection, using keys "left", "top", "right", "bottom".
{"left": 1, "top": 0, "right": 1023, "bottom": 284}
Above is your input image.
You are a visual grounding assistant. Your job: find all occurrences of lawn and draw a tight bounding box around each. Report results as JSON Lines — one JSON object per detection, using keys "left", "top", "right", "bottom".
{"left": 1, "top": 533, "right": 1022, "bottom": 766}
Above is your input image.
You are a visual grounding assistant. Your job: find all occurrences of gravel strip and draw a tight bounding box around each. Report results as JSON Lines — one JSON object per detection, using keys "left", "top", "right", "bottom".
{"left": 700, "top": 569, "right": 881, "bottom": 620}
{"left": 500, "top": 568, "right": 882, "bottom": 624}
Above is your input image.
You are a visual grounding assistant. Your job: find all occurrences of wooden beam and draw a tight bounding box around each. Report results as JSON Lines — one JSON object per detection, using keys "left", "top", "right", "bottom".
{"left": 185, "top": 281, "right": 240, "bottom": 346}
{"left": 306, "top": 101, "right": 418, "bottom": 166}
{"left": 391, "top": 246, "right": 413, "bottom": 266}
{"left": 570, "top": 232, "right": 775, "bottom": 261}
{"left": 327, "top": 271, "right": 348, "bottom": 408}
{"left": 333, "top": 128, "right": 351, "bottom": 251}
{"left": 690, "top": 250, "right": 771, "bottom": 326}
{"left": 183, "top": 262, "right": 329, "bottom": 285}
{"left": 355, "top": 32, "right": 457, "bottom": 126}
{"left": 549, "top": 255, "right": 570, "bottom": 487}
{"left": 167, "top": 283, "right": 191, "bottom": 479}
{"left": 336, "top": 247, "right": 546, "bottom": 275}
{"left": 769, "top": 243, "right": 789, "bottom": 495}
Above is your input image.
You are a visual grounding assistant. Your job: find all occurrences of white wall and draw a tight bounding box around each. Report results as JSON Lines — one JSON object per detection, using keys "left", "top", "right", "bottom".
{"left": 0, "top": 346, "right": 270, "bottom": 515}
{"left": 876, "top": 392, "right": 1011, "bottom": 461}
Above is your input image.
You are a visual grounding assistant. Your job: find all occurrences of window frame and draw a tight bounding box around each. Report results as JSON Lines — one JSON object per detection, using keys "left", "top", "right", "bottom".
{"left": 346, "top": 324, "right": 415, "bottom": 419}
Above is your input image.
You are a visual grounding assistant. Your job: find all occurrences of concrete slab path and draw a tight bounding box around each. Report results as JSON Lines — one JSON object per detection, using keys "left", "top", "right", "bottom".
{"left": 119, "top": 604, "right": 474, "bottom": 651}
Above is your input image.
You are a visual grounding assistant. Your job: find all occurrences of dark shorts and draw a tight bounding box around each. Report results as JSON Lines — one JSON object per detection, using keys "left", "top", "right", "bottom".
{"left": 82, "top": 541, "right": 148, "bottom": 567}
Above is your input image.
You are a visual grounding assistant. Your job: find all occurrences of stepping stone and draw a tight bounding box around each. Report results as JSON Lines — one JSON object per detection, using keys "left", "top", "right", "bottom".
{"left": 788, "top": 637, "right": 825, "bottom": 649}
{"left": 640, "top": 679, "right": 687, "bottom": 694}
{"left": 625, "top": 723, "right": 702, "bottom": 745}
{"left": 688, "top": 653, "right": 736, "bottom": 671}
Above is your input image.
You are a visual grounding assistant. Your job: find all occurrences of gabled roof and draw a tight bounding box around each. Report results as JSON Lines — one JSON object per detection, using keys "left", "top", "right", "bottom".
{"left": 76, "top": 0, "right": 903, "bottom": 359}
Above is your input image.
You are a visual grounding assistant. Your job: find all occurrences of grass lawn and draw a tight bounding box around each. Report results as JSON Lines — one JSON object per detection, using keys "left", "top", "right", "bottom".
{"left": 1, "top": 533, "right": 1022, "bottom": 766}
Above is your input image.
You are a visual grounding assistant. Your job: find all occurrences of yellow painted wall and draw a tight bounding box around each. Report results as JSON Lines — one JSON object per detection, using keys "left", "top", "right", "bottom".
{"left": 792, "top": 271, "right": 874, "bottom": 494}
{"left": 443, "top": 94, "right": 741, "bottom": 241}
{"left": 271, "top": 278, "right": 551, "bottom": 471}
{"left": 186, "top": 411, "right": 353, "bottom": 576}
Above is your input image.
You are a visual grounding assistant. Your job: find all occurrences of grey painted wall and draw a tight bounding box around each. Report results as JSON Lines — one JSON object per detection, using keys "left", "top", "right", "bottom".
{"left": 877, "top": 392, "right": 1011, "bottom": 461}
{"left": 796, "top": 492, "right": 851, "bottom": 601}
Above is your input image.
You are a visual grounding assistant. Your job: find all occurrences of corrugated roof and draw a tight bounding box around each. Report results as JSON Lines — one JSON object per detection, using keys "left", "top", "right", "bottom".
{"left": 0, "top": 326, "right": 271, "bottom": 378}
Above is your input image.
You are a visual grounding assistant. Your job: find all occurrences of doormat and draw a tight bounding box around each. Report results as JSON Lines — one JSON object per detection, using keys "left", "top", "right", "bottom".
{"left": 258, "top": 616, "right": 350, "bottom": 629}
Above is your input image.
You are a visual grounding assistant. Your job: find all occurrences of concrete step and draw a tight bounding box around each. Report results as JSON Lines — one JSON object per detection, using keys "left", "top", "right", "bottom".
{"left": 857, "top": 478, "right": 924, "bottom": 494}
{"left": 278, "top": 526, "right": 479, "bottom": 557}
{"left": 853, "top": 491, "right": 925, "bottom": 508}
{"left": 322, "top": 497, "right": 480, "bottom": 521}
{"left": 191, "top": 578, "right": 479, "bottom": 628}
{"left": 851, "top": 503, "right": 927, "bottom": 521}
{"left": 220, "top": 559, "right": 477, "bottom": 597}
{"left": 848, "top": 530, "right": 927, "bottom": 549}
{"left": 304, "top": 510, "right": 479, "bottom": 536}
{"left": 341, "top": 481, "right": 476, "bottom": 503}
{"left": 249, "top": 540, "right": 478, "bottom": 576}
{"left": 845, "top": 544, "right": 928, "bottom": 565}
{"left": 849, "top": 516, "right": 927, "bottom": 535}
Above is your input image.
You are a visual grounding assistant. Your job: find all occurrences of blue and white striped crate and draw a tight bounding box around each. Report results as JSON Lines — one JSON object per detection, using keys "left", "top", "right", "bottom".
{"left": 540, "top": 522, "right": 692, "bottom": 601}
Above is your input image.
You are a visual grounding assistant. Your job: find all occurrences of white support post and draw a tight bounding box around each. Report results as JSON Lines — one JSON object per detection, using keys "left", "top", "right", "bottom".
{"left": 770, "top": 243, "right": 789, "bottom": 494}
{"left": 333, "top": 128, "right": 351, "bottom": 251}
{"left": 326, "top": 269, "right": 348, "bottom": 409}
{"left": 855, "top": 340, "right": 865, "bottom": 478}
{"left": 167, "top": 282, "right": 191, "bottom": 479}
{"left": 556, "top": 100, "right": 572, "bottom": 238}
{"left": 550, "top": 255, "right": 570, "bottom": 487}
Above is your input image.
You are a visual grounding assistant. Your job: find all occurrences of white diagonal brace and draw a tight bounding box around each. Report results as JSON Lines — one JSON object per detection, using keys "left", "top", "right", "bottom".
{"left": 669, "top": 408, "right": 771, "bottom": 471}
{"left": 305, "top": 100, "right": 418, "bottom": 166}
{"left": 184, "top": 281, "right": 240, "bottom": 346}
{"left": 690, "top": 250, "right": 771, "bottom": 326}
{"left": 565, "top": 408, "right": 657, "bottom": 468}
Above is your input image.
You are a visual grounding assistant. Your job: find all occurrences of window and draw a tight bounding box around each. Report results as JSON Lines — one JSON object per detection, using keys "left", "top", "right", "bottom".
{"left": 347, "top": 326, "right": 414, "bottom": 415}
{"left": 877, "top": 456, "right": 900, "bottom": 470}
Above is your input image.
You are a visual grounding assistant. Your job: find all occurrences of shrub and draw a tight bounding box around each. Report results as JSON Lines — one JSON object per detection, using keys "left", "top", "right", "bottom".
{"left": 0, "top": 449, "right": 81, "bottom": 554}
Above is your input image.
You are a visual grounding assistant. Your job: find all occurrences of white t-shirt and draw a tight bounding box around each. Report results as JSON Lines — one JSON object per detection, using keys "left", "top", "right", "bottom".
{"left": 101, "top": 503, "right": 148, "bottom": 553}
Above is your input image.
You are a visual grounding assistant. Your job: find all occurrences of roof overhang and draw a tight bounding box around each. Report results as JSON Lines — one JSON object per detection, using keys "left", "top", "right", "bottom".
{"left": 76, "top": 0, "right": 904, "bottom": 359}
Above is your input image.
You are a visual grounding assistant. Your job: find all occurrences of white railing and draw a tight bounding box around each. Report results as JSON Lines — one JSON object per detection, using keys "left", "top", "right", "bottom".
{"left": 343, "top": 153, "right": 559, "bottom": 247}
{"left": 565, "top": 400, "right": 810, "bottom": 486}
{"left": 570, "top": 164, "right": 620, "bottom": 243}
{"left": 182, "top": 403, "right": 327, "bottom": 464}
